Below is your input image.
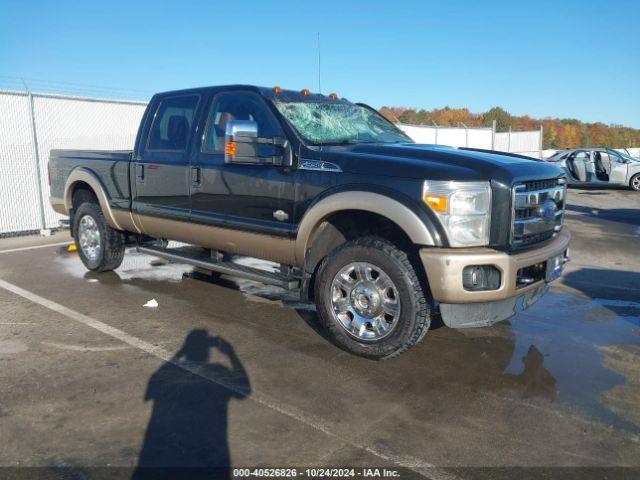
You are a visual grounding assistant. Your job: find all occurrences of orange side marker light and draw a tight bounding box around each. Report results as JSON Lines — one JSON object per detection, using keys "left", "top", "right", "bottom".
{"left": 225, "top": 141, "right": 236, "bottom": 157}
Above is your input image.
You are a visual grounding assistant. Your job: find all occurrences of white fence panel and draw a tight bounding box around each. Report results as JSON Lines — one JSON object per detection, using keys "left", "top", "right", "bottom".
{"left": 0, "top": 91, "right": 147, "bottom": 235}
{"left": 494, "top": 131, "right": 541, "bottom": 157}
{"left": 467, "top": 128, "right": 493, "bottom": 149}
{"left": 398, "top": 124, "right": 495, "bottom": 148}
{"left": 397, "top": 124, "right": 436, "bottom": 144}
{"left": 437, "top": 128, "right": 467, "bottom": 147}
{"left": 0, "top": 92, "right": 42, "bottom": 234}
{"left": 32, "top": 95, "right": 146, "bottom": 229}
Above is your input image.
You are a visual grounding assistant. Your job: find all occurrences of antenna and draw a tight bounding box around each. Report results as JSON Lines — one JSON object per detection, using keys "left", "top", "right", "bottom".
{"left": 317, "top": 32, "right": 322, "bottom": 94}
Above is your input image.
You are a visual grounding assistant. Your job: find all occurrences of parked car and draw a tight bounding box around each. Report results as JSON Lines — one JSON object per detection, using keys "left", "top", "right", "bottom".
{"left": 547, "top": 148, "right": 640, "bottom": 191}
{"left": 49, "top": 85, "right": 570, "bottom": 359}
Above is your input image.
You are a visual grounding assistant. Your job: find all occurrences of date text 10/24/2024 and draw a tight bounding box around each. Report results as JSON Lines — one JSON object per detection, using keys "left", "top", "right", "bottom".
{"left": 233, "top": 468, "right": 403, "bottom": 478}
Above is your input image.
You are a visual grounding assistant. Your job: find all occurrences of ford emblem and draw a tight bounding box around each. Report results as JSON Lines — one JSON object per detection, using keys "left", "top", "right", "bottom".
{"left": 538, "top": 199, "right": 558, "bottom": 222}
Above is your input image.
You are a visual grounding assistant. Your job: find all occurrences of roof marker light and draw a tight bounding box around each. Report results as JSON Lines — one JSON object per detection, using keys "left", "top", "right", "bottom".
{"left": 301, "top": 89, "right": 310, "bottom": 96}
{"left": 329, "top": 93, "right": 338, "bottom": 99}
{"left": 273, "top": 86, "right": 282, "bottom": 94}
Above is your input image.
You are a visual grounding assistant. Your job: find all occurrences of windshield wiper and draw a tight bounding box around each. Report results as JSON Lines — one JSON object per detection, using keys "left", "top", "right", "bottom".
{"left": 311, "top": 140, "right": 357, "bottom": 146}
{"left": 310, "top": 139, "right": 401, "bottom": 146}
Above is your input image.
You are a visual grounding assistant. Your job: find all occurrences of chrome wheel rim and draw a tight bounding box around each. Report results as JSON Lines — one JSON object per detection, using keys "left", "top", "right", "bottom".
{"left": 78, "top": 215, "right": 101, "bottom": 262}
{"left": 330, "top": 262, "right": 400, "bottom": 341}
{"left": 633, "top": 176, "right": 640, "bottom": 190}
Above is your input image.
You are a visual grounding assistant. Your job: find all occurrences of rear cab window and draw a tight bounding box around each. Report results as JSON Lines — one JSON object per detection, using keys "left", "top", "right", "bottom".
{"left": 147, "top": 95, "right": 200, "bottom": 152}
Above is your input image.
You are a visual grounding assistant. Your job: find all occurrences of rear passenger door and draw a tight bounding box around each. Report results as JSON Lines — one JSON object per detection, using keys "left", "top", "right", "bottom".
{"left": 133, "top": 94, "right": 200, "bottom": 222}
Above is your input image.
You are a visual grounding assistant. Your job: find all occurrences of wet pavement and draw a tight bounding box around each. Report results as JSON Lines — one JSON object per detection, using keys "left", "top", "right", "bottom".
{"left": 0, "top": 186, "right": 639, "bottom": 477}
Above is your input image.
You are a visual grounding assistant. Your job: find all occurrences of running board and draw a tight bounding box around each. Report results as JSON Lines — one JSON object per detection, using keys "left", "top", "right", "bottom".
{"left": 136, "top": 245, "right": 300, "bottom": 290}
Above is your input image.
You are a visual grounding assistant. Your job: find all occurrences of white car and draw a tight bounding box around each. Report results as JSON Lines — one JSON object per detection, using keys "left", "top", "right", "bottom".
{"left": 547, "top": 148, "right": 640, "bottom": 191}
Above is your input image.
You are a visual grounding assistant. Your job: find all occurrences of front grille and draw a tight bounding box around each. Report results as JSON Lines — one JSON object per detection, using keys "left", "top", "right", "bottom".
{"left": 511, "top": 177, "right": 566, "bottom": 248}
{"left": 522, "top": 179, "right": 559, "bottom": 191}
{"left": 515, "top": 207, "right": 538, "bottom": 220}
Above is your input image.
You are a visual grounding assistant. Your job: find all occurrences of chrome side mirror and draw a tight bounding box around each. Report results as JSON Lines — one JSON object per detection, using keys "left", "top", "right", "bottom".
{"left": 226, "top": 119, "right": 258, "bottom": 139}
{"left": 224, "top": 120, "right": 259, "bottom": 164}
{"left": 224, "top": 119, "right": 290, "bottom": 166}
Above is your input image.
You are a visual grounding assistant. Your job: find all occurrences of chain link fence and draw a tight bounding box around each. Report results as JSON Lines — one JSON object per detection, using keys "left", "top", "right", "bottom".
{"left": 0, "top": 88, "right": 147, "bottom": 236}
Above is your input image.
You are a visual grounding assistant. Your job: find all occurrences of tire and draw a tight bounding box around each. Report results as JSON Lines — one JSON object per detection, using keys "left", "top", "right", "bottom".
{"left": 314, "top": 237, "right": 431, "bottom": 360}
{"left": 73, "top": 201, "right": 125, "bottom": 272}
{"left": 630, "top": 173, "right": 640, "bottom": 191}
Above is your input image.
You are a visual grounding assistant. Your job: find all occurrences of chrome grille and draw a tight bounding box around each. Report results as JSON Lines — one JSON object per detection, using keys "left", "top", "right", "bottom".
{"left": 511, "top": 177, "right": 566, "bottom": 248}
{"left": 522, "top": 179, "right": 559, "bottom": 191}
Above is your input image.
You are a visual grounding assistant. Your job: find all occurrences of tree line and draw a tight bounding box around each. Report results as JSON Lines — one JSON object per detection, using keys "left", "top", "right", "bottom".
{"left": 378, "top": 106, "right": 640, "bottom": 149}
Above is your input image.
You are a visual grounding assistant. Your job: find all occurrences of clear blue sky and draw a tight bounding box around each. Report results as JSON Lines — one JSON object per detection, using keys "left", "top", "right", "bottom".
{"left": 1, "top": 0, "right": 639, "bottom": 127}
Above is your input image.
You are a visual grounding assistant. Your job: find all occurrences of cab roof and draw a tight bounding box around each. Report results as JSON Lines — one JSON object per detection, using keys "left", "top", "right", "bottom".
{"left": 154, "top": 85, "right": 353, "bottom": 104}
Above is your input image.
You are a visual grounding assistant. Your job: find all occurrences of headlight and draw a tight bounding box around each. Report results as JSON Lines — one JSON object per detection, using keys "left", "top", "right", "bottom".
{"left": 423, "top": 181, "right": 491, "bottom": 247}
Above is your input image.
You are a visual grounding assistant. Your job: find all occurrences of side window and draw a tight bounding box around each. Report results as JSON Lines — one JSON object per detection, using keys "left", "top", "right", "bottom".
{"left": 574, "top": 151, "right": 589, "bottom": 161}
{"left": 202, "top": 92, "right": 282, "bottom": 154}
{"left": 606, "top": 150, "right": 622, "bottom": 163}
{"left": 147, "top": 95, "right": 199, "bottom": 151}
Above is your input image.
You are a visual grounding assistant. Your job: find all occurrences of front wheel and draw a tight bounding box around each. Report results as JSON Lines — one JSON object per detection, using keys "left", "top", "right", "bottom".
{"left": 630, "top": 173, "right": 640, "bottom": 191}
{"left": 73, "top": 201, "right": 125, "bottom": 272}
{"left": 314, "top": 237, "right": 431, "bottom": 360}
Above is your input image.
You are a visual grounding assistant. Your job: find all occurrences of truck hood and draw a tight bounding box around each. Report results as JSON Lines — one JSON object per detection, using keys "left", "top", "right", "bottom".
{"left": 321, "top": 143, "right": 564, "bottom": 185}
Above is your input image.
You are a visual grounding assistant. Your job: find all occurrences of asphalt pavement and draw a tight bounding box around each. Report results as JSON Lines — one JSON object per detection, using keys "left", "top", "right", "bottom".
{"left": 0, "top": 186, "right": 638, "bottom": 479}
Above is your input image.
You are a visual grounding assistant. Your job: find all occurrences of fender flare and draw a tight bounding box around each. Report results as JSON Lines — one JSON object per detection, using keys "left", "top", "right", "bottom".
{"left": 294, "top": 191, "right": 439, "bottom": 266}
{"left": 63, "top": 168, "right": 126, "bottom": 231}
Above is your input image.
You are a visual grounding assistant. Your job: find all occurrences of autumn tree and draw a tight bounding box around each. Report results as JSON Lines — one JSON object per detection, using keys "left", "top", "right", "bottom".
{"left": 377, "top": 105, "right": 640, "bottom": 149}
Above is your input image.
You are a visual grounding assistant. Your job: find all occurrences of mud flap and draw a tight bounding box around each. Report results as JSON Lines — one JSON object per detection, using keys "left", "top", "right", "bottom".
{"left": 439, "top": 284, "right": 549, "bottom": 328}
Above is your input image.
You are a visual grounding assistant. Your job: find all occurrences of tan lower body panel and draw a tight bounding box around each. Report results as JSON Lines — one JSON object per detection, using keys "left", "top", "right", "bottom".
{"left": 50, "top": 196, "right": 66, "bottom": 216}
{"left": 112, "top": 209, "right": 143, "bottom": 234}
{"left": 52, "top": 198, "right": 143, "bottom": 235}
{"left": 133, "top": 214, "right": 296, "bottom": 266}
{"left": 420, "top": 230, "right": 571, "bottom": 303}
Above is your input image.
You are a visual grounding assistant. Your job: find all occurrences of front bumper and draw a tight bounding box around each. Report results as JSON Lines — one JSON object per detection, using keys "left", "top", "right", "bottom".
{"left": 419, "top": 230, "right": 571, "bottom": 328}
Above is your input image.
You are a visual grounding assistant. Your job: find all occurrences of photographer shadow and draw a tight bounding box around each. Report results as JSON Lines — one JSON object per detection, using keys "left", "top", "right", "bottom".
{"left": 132, "top": 329, "right": 251, "bottom": 480}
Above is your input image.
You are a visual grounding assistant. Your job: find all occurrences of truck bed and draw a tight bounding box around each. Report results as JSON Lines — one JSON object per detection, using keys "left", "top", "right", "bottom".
{"left": 49, "top": 149, "right": 133, "bottom": 211}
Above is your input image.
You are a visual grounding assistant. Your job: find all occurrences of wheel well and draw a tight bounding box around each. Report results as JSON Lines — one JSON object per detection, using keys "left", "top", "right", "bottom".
{"left": 68, "top": 182, "right": 99, "bottom": 238}
{"left": 71, "top": 181, "right": 98, "bottom": 208}
{"left": 303, "top": 210, "right": 430, "bottom": 301}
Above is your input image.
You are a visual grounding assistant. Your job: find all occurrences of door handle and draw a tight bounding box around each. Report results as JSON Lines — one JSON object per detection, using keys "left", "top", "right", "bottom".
{"left": 191, "top": 167, "right": 201, "bottom": 186}
{"left": 136, "top": 164, "right": 144, "bottom": 182}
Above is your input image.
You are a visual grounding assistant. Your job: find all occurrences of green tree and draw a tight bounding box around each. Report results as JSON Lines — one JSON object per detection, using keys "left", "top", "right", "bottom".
{"left": 482, "top": 107, "right": 513, "bottom": 132}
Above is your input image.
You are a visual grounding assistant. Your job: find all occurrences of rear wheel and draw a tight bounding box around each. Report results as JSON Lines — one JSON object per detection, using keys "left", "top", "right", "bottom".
{"left": 73, "top": 201, "right": 125, "bottom": 272}
{"left": 630, "top": 173, "right": 640, "bottom": 191}
{"left": 314, "top": 237, "right": 431, "bottom": 359}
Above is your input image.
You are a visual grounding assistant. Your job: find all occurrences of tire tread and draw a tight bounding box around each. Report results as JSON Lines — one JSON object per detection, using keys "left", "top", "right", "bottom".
{"left": 73, "top": 201, "right": 125, "bottom": 272}
{"left": 315, "top": 236, "right": 431, "bottom": 360}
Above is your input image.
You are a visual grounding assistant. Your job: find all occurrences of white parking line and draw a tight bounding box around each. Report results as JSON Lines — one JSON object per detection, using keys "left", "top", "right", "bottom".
{"left": 41, "top": 341, "right": 131, "bottom": 352}
{"left": 0, "top": 241, "right": 72, "bottom": 254}
{"left": 0, "top": 277, "right": 455, "bottom": 480}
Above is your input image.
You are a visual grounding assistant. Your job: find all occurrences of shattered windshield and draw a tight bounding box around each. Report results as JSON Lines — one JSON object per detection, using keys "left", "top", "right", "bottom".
{"left": 273, "top": 101, "right": 412, "bottom": 145}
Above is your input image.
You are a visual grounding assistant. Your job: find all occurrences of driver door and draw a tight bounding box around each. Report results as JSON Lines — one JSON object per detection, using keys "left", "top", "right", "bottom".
{"left": 606, "top": 150, "right": 629, "bottom": 184}
{"left": 191, "top": 91, "right": 295, "bottom": 238}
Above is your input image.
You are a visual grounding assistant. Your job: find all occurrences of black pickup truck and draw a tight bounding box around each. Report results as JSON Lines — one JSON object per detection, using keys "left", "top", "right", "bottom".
{"left": 49, "top": 85, "right": 570, "bottom": 359}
